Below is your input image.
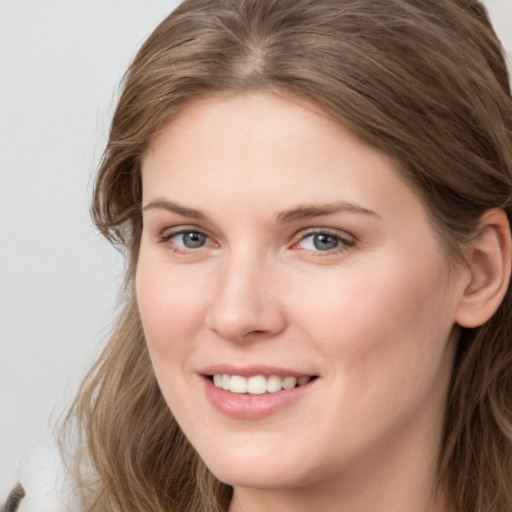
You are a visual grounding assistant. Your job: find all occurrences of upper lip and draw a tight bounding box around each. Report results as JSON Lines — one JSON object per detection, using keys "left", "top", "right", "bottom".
{"left": 199, "top": 364, "right": 317, "bottom": 378}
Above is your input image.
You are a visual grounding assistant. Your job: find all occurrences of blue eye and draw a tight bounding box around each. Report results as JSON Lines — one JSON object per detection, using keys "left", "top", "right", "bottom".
{"left": 165, "top": 230, "right": 211, "bottom": 249}
{"left": 297, "top": 231, "right": 353, "bottom": 252}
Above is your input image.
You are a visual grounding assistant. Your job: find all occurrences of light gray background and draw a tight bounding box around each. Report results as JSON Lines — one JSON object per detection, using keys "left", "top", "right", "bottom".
{"left": 0, "top": 1, "right": 510, "bottom": 510}
{"left": 0, "top": 2, "right": 180, "bottom": 509}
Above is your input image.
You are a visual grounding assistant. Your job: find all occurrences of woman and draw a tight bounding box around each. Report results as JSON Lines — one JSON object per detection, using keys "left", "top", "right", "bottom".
{"left": 59, "top": 0, "right": 512, "bottom": 511}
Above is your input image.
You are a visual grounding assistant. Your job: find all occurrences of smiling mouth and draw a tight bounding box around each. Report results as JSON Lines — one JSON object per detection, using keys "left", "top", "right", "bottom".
{"left": 208, "top": 374, "right": 318, "bottom": 394}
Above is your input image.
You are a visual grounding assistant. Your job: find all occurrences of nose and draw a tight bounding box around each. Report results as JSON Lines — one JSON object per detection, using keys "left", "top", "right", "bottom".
{"left": 205, "top": 253, "right": 287, "bottom": 342}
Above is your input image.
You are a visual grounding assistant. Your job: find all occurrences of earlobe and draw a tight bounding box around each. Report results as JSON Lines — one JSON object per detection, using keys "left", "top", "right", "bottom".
{"left": 455, "top": 209, "right": 512, "bottom": 328}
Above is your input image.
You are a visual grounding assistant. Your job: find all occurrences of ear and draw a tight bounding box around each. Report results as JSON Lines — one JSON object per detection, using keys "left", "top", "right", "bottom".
{"left": 455, "top": 209, "right": 512, "bottom": 328}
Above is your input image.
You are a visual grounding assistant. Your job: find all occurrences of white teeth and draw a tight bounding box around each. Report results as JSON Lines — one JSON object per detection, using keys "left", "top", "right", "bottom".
{"left": 247, "top": 375, "right": 267, "bottom": 394}
{"left": 229, "top": 375, "right": 248, "bottom": 394}
{"left": 211, "top": 374, "right": 313, "bottom": 393}
{"left": 266, "top": 375, "right": 282, "bottom": 393}
{"left": 282, "top": 376, "right": 297, "bottom": 390}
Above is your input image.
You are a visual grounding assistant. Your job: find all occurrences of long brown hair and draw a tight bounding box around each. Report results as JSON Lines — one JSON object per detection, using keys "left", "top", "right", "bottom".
{"left": 62, "top": 1, "right": 512, "bottom": 510}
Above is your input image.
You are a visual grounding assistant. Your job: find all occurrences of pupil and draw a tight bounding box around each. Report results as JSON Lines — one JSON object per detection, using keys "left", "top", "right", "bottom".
{"left": 184, "top": 232, "right": 206, "bottom": 248}
{"left": 313, "top": 234, "right": 338, "bottom": 251}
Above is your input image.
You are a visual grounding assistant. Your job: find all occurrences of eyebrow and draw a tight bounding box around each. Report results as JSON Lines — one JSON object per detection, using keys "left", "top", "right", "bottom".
{"left": 275, "top": 202, "right": 381, "bottom": 223}
{"left": 142, "top": 198, "right": 380, "bottom": 223}
{"left": 142, "top": 198, "right": 207, "bottom": 220}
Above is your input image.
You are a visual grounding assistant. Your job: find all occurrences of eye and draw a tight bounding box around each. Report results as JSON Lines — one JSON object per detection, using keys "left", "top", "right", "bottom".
{"left": 296, "top": 230, "right": 355, "bottom": 253}
{"left": 161, "top": 229, "right": 214, "bottom": 251}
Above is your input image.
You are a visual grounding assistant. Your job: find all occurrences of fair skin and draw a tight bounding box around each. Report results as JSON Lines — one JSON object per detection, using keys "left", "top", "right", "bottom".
{"left": 136, "top": 92, "right": 510, "bottom": 512}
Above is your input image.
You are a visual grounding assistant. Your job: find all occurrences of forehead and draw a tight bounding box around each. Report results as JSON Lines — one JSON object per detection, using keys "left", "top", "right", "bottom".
{"left": 141, "top": 92, "right": 426, "bottom": 226}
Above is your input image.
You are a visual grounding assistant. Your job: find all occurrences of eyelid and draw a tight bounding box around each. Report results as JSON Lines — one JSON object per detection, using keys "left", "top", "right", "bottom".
{"left": 292, "top": 227, "right": 356, "bottom": 253}
{"left": 160, "top": 223, "right": 213, "bottom": 239}
{"left": 156, "top": 224, "right": 356, "bottom": 255}
{"left": 159, "top": 226, "right": 217, "bottom": 252}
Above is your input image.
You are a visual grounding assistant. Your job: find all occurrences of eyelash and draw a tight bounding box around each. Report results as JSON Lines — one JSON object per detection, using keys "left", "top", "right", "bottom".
{"left": 158, "top": 228, "right": 356, "bottom": 255}
{"left": 293, "top": 229, "right": 355, "bottom": 255}
{"left": 159, "top": 229, "right": 215, "bottom": 254}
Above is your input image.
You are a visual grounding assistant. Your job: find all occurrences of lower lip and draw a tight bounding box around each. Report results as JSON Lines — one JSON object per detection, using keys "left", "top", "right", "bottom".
{"left": 202, "top": 377, "right": 317, "bottom": 419}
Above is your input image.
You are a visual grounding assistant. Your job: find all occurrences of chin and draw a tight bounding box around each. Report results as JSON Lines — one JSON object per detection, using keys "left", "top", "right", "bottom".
{"left": 211, "top": 463, "right": 310, "bottom": 490}
{"left": 198, "top": 440, "right": 318, "bottom": 490}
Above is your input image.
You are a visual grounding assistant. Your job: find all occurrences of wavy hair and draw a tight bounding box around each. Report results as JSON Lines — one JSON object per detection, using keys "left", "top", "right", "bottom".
{"left": 61, "top": 1, "right": 512, "bottom": 510}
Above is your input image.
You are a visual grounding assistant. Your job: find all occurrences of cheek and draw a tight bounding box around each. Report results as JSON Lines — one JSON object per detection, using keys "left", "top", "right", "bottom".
{"left": 283, "top": 255, "right": 458, "bottom": 460}
{"left": 291, "top": 253, "right": 457, "bottom": 394}
{"left": 135, "top": 255, "right": 212, "bottom": 424}
{"left": 135, "top": 254, "right": 211, "bottom": 366}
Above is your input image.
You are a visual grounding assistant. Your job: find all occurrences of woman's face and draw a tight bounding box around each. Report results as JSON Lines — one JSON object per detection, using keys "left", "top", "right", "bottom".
{"left": 137, "top": 92, "right": 467, "bottom": 495}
